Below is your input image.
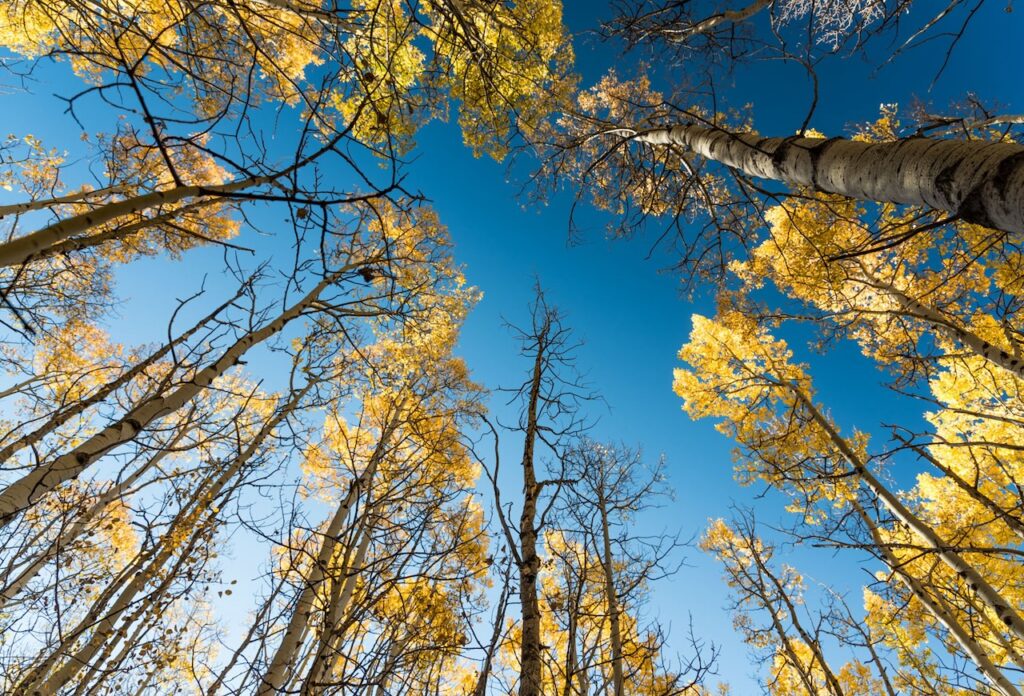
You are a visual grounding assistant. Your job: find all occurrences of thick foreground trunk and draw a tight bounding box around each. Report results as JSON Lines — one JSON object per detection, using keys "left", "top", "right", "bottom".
{"left": 635, "top": 125, "right": 1024, "bottom": 234}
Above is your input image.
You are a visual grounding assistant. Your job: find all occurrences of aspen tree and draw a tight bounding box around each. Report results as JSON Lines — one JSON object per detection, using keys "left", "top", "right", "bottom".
{"left": 675, "top": 310, "right": 1024, "bottom": 693}
{"left": 0, "top": 259, "right": 373, "bottom": 525}
{"left": 256, "top": 268, "right": 482, "bottom": 693}
{"left": 704, "top": 514, "right": 860, "bottom": 696}
{"left": 15, "top": 385, "right": 307, "bottom": 695}
{"left": 0, "top": 283, "right": 248, "bottom": 466}
{"left": 552, "top": 74, "right": 1024, "bottom": 291}
{"left": 560, "top": 441, "right": 686, "bottom": 696}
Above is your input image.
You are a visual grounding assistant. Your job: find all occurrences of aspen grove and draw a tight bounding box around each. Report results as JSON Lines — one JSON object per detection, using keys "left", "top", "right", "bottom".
{"left": 0, "top": 1, "right": 1021, "bottom": 695}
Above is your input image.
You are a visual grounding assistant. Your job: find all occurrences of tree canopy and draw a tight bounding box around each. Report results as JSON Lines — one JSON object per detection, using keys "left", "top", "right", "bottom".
{"left": 0, "top": 1, "right": 1021, "bottom": 694}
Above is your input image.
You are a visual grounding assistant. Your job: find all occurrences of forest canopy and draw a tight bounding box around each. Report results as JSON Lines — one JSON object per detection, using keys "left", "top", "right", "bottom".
{"left": 0, "top": 1, "right": 1021, "bottom": 694}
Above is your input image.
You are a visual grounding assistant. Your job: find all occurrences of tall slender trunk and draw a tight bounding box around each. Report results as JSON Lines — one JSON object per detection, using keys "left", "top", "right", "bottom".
{"left": 891, "top": 432, "right": 1024, "bottom": 542}
{"left": 856, "top": 269, "right": 1024, "bottom": 379}
{"left": 0, "top": 184, "right": 134, "bottom": 218}
{"left": 853, "top": 501, "right": 1022, "bottom": 696}
{"left": 18, "top": 390, "right": 303, "bottom": 694}
{"left": 595, "top": 492, "right": 625, "bottom": 696}
{"left": 518, "top": 332, "right": 546, "bottom": 696}
{"left": 300, "top": 516, "right": 375, "bottom": 695}
{"left": 0, "top": 176, "right": 269, "bottom": 268}
{"left": 758, "top": 588, "right": 824, "bottom": 696}
{"left": 742, "top": 540, "right": 845, "bottom": 696}
{"left": 257, "top": 413, "right": 400, "bottom": 696}
{"left": 0, "top": 282, "right": 244, "bottom": 466}
{"left": 0, "top": 427, "right": 186, "bottom": 610}
{"left": 560, "top": 558, "right": 588, "bottom": 696}
{"left": 0, "top": 263, "right": 362, "bottom": 525}
{"left": 371, "top": 619, "right": 420, "bottom": 696}
{"left": 634, "top": 124, "right": 1024, "bottom": 235}
{"left": 207, "top": 570, "right": 289, "bottom": 696}
{"left": 791, "top": 384, "right": 1024, "bottom": 644}
{"left": 18, "top": 480, "right": 212, "bottom": 694}
{"left": 852, "top": 617, "right": 899, "bottom": 696}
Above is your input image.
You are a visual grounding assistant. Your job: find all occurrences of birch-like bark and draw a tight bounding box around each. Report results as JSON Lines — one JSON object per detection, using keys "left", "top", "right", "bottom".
{"left": 16, "top": 478, "right": 210, "bottom": 694}
{"left": 742, "top": 538, "right": 846, "bottom": 696}
{"left": 0, "top": 185, "right": 134, "bottom": 218}
{"left": 790, "top": 385, "right": 1024, "bottom": 644}
{"left": 28, "top": 511, "right": 209, "bottom": 695}
{"left": 299, "top": 517, "right": 374, "bottom": 695}
{"left": 673, "top": 0, "right": 772, "bottom": 39}
{"left": 853, "top": 500, "right": 1023, "bottom": 696}
{"left": 256, "top": 414, "right": 399, "bottom": 696}
{"left": 24, "top": 198, "right": 222, "bottom": 264}
{"left": 967, "top": 592, "right": 1024, "bottom": 671}
{"left": 0, "top": 282, "right": 244, "bottom": 466}
{"left": 371, "top": 640, "right": 409, "bottom": 696}
{"left": 518, "top": 334, "right": 546, "bottom": 696}
{"left": 761, "top": 592, "right": 823, "bottom": 696}
{"left": 206, "top": 570, "right": 289, "bottom": 696}
{"left": 891, "top": 433, "right": 1024, "bottom": 542}
{"left": 0, "top": 263, "right": 361, "bottom": 525}
{"left": 0, "top": 427, "right": 185, "bottom": 610}
{"left": 856, "top": 270, "right": 1024, "bottom": 379}
{"left": 66, "top": 531, "right": 201, "bottom": 692}
{"left": 19, "top": 390, "right": 303, "bottom": 694}
{"left": 0, "top": 176, "right": 270, "bottom": 268}
{"left": 633, "top": 125, "right": 1024, "bottom": 234}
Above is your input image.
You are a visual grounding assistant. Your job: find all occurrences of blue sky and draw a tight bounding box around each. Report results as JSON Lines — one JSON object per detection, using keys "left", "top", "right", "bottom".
{"left": 1, "top": 1, "right": 1022, "bottom": 691}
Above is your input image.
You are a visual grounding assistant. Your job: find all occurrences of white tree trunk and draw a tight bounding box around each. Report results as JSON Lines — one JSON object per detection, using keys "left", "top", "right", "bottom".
{"left": 0, "top": 176, "right": 268, "bottom": 268}
{"left": 300, "top": 517, "right": 375, "bottom": 693}
{"left": 0, "top": 428, "right": 184, "bottom": 610}
{"left": 0, "top": 282, "right": 243, "bottom": 466}
{"left": 0, "top": 264, "right": 359, "bottom": 525}
{"left": 854, "top": 501, "right": 1022, "bottom": 696}
{"left": 257, "top": 416, "right": 399, "bottom": 695}
{"left": 634, "top": 125, "right": 1024, "bottom": 234}
{"left": 0, "top": 185, "right": 133, "bottom": 218}
{"left": 19, "top": 391, "right": 303, "bottom": 693}
{"left": 678, "top": 0, "right": 772, "bottom": 39}
{"left": 792, "top": 385, "right": 1024, "bottom": 645}
{"left": 856, "top": 270, "right": 1024, "bottom": 379}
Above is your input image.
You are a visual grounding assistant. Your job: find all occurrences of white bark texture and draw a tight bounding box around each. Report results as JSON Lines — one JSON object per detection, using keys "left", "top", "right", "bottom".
{"left": 0, "top": 185, "right": 133, "bottom": 218}
{"left": 0, "top": 176, "right": 267, "bottom": 268}
{"left": 635, "top": 125, "right": 1024, "bottom": 234}
{"left": 0, "top": 264, "right": 356, "bottom": 525}
{"left": 854, "top": 501, "right": 1023, "bottom": 696}
{"left": 0, "top": 430, "right": 182, "bottom": 611}
{"left": 793, "top": 386, "right": 1024, "bottom": 646}
{"left": 682, "top": 0, "right": 772, "bottom": 38}
{"left": 20, "top": 392, "right": 302, "bottom": 694}
{"left": 857, "top": 271, "right": 1024, "bottom": 379}
{"left": 0, "top": 283, "right": 242, "bottom": 467}
{"left": 256, "top": 416, "right": 398, "bottom": 696}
